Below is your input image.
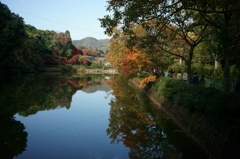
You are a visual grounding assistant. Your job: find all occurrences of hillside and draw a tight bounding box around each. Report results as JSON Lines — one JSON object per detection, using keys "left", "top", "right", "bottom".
{"left": 72, "top": 37, "right": 109, "bottom": 53}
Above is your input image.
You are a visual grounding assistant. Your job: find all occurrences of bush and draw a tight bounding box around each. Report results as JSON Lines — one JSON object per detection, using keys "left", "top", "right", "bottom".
{"left": 152, "top": 77, "right": 239, "bottom": 118}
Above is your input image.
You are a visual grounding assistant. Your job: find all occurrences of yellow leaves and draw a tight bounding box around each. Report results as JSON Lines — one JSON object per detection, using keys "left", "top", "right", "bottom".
{"left": 187, "top": 31, "right": 198, "bottom": 41}
{"left": 139, "top": 75, "right": 157, "bottom": 88}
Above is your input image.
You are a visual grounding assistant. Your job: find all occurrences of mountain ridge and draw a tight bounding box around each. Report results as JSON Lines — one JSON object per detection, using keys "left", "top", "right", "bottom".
{"left": 72, "top": 37, "right": 109, "bottom": 53}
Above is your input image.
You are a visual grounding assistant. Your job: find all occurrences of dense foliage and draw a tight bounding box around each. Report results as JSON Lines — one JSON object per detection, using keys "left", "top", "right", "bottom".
{"left": 152, "top": 77, "right": 230, "bottom": 114}
{"left": 99, "top": 0, "right": 240, "bottom": 92}
{"left": 0, "top": 2, "right": 95, "bottom": 74}
{"left": 0, "top": 2, "right": 27, "bottom": 73}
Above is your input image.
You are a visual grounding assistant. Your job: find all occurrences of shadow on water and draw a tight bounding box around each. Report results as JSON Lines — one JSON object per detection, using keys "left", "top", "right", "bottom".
{"left": 0, "top": 115, "right": 28, "bottom": 159}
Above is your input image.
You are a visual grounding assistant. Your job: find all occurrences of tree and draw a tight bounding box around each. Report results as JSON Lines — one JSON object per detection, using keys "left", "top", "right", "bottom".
{"left": 99, "top": 0, "right": 211, "bottom": 84}
{"left": 0, "top": 2, "right": 26, "bottom": 73}
{"left": 106, "top": 28, "right": 154, "bottom": 79}
{"left": 181, "top": 0, "right": 240, "bottom": 91}
{"left": 100, "top": 0, "right": 240, "bottom": 91}
{"left": 106, "top": 29, "right": 128, "bottom": 71}
{"left": 121, "top": 47, "right": 153, "bottom": 78}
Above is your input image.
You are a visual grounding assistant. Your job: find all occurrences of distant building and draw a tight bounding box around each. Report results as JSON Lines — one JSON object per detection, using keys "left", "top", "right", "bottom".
{"left": 86, "top": 55, "right": 94, "bottom": 60}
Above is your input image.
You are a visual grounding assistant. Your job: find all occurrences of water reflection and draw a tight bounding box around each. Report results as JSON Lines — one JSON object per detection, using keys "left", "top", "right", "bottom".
{"left": 0, "top": 73, "right": 115, "bottom": 159}
{"left": 0, "top": 74, "right": 112, "bottom": 116}
{"left": 0, "top": 74, "right": 208, "bottom": 159}
{"left": 107, "top": 76, "right": 208, "bottom": 159}
{"left": 0, "top": 115, "right": 27, "bottom": 159}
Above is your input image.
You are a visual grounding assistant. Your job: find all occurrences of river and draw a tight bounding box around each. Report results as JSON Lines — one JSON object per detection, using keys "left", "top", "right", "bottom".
{"left": 0, "top": 73, "right": 208, "bottom": 159}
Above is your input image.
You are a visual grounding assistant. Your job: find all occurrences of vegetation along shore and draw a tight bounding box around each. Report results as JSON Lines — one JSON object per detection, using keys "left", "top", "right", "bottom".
{"left": 1, "top": 1, "right": 240, "bottom": 158}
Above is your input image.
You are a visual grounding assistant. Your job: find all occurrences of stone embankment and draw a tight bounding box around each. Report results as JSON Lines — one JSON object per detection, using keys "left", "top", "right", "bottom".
{"left": 83, "top": 68, "right": 118, "bottom": 74}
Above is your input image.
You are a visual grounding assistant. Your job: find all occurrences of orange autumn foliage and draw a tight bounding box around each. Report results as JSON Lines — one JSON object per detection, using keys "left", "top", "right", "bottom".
{"left": 121, "top": 47, "right": 152, "bottom": 77}
{"left": 139, "top": 75, "right": 157, "bottom": 88}
{"left": 106, "top": 52, "right": 112, "bottom": 61}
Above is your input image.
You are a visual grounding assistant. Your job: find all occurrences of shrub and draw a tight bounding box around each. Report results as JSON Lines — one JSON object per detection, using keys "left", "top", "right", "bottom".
{"left": 152, "top": 77, "right": 231, "bottom": 117}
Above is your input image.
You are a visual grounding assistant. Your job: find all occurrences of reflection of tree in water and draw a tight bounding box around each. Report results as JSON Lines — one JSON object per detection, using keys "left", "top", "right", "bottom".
{"left": 107, "top": 76, "right": 183, "bottom": 159}
{"left": 0, "top": 74, "right": 115, "bottom": 158}
{"left": 0, "top": 115, "right": 27, "bottom": 159}
{"left": 0, "top": 74, "right": 107, "bottom": 117}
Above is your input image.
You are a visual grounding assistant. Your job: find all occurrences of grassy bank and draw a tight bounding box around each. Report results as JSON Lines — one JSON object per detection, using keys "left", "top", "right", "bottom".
{"left": 136, "top": 76, "right": 240, "bottom": 159}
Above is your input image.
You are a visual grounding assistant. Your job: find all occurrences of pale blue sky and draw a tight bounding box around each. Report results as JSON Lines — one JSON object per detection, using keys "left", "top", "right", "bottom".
{"left": 1, "top": 0, "right": 112, "bottom": 40}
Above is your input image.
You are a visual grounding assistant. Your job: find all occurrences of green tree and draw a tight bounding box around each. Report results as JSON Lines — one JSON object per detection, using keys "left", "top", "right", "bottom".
{"left": 181, "top": 0, "right": 240, "bottom": 91}
{"left": 0, "top": 2, "right": 26, "bottom": 73}
{"left": 100, "top": 0, "right": 240, "bottom": 91}
{"left": 99, "top": 0, "right": 211, "bottom": 84}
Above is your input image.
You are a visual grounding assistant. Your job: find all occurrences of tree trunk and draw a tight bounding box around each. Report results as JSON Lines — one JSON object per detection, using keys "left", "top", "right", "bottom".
{"left": 222, "top": 11, "right": 231, "bottom": 93}
{"left": 223, "top": 56, "right": 230, "bottom": 93}
{"left": 187, "top": 60, "right": 192, "bottom": 84}
{"left": 214, "top": 60, "right": 218, "bottom": 69}
{"left": 179, "top": 57, "right": 182, "bottom": 65}
{"left": 187, "top": 46, "right": 194, "bottom": 84}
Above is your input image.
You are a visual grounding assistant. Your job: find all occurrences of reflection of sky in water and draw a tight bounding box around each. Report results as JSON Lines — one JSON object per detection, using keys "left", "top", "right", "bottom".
{"left": 14, "top": 90, "right": 128, "bottom": 159}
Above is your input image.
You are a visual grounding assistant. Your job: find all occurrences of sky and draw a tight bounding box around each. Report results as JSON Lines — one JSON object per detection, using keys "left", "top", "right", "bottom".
{"left": 1, "top": 0, "right": 112, "bottom": 40}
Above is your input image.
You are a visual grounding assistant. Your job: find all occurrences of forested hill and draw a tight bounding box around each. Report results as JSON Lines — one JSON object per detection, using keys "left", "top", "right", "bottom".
{"left": 0, "top": 1, "right": 95, "bottom": 74}
{"left": 72, "top": 37, "right": 109, "bottom": 53}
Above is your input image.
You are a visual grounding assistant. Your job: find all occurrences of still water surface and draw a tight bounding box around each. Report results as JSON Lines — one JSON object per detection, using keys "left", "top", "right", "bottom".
{"left": 0, "top": 74, "right": 208, "bottom": 159}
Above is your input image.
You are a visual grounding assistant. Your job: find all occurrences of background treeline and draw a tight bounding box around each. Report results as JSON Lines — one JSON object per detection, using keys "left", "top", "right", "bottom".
{"left": 0, "top": 2, "right": 103, "bottom": 74}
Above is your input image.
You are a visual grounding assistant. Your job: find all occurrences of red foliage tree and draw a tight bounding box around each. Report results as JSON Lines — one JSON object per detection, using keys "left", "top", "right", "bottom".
{"left": 72, "top": 45, "right": 83, "bottom": 56}
{"left": 82, "top": 56, "right": 92, "bottom": 66}
{"left": 82, "top": 49, "right": 100, "bottom": 56}
{"left": 67, "top": 55, "right": 79, "bottom": 64}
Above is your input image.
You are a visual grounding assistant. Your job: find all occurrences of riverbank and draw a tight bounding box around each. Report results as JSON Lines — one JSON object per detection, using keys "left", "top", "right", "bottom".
{"left": 130, "top": 78, "right": 214, "bottom": 158}
{"left": 0, "top": 64, "right": 118, "bottom": 75}
{"left": 130, "top": 77, "right": 240, "bottom": 159}
{"left": 41, "top": 65, "right": 118, "bottom": 74}
{"left": 81, "top": 68, "right": 118, "bottom": 74}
